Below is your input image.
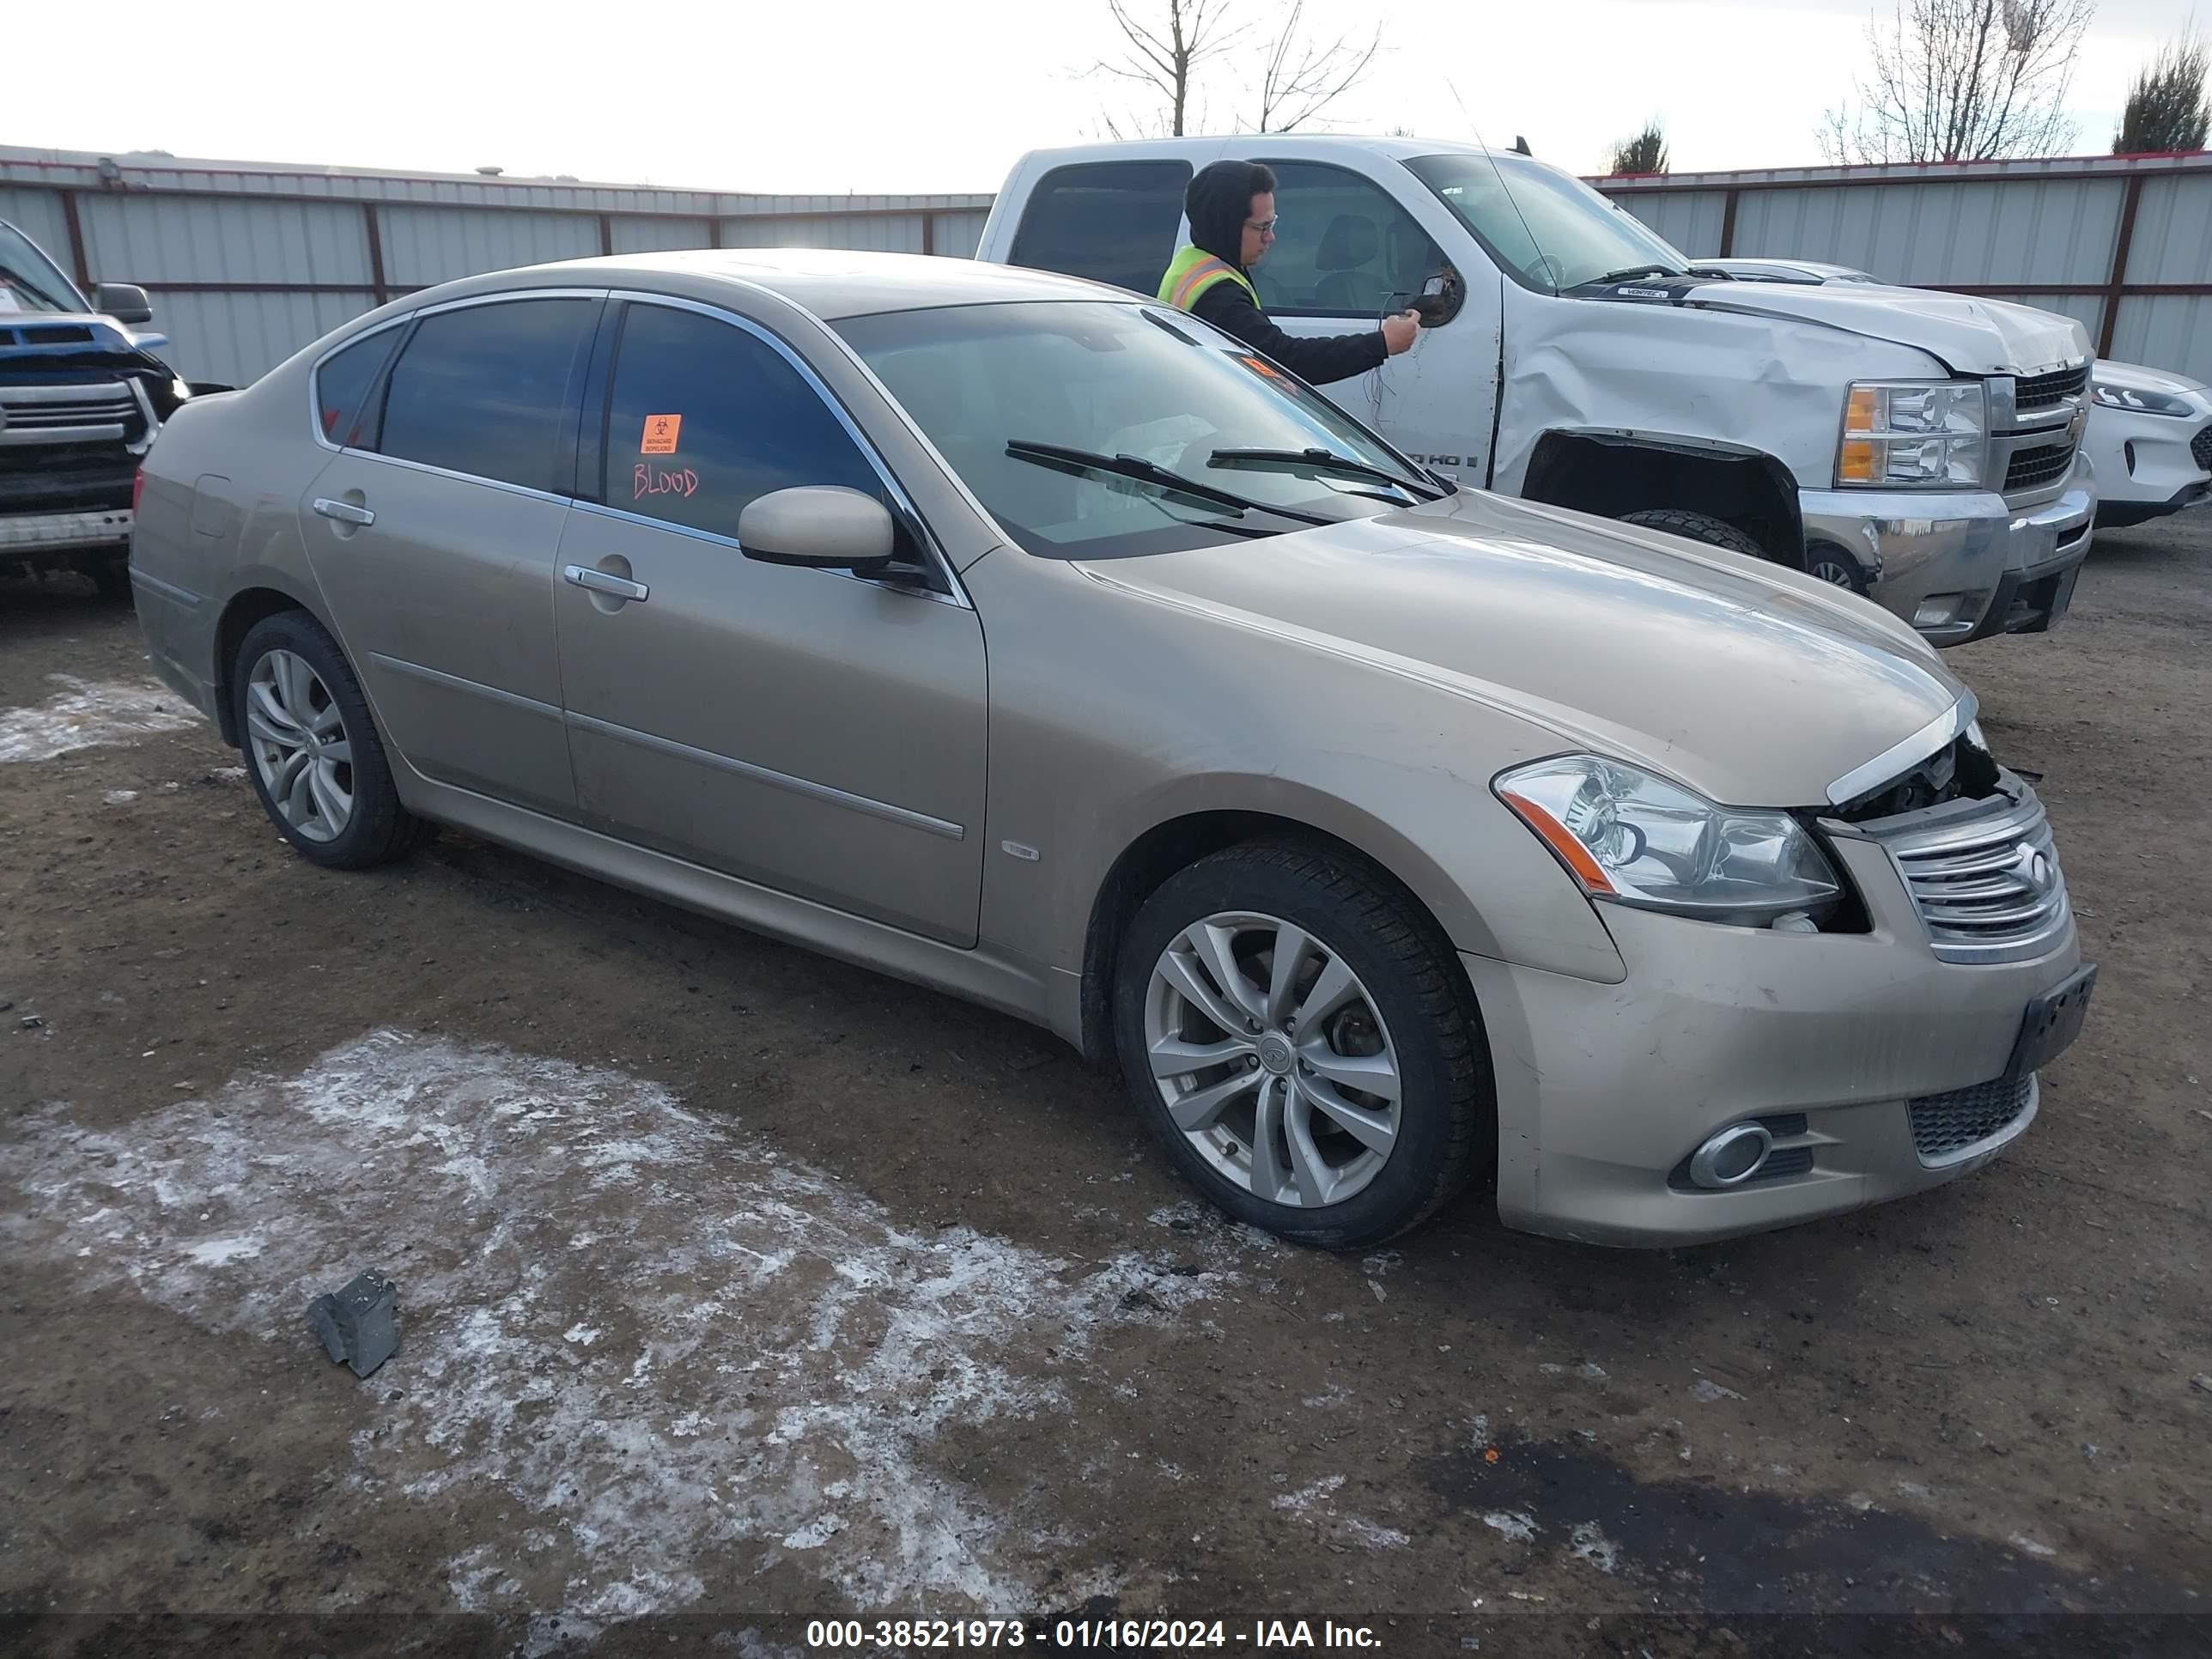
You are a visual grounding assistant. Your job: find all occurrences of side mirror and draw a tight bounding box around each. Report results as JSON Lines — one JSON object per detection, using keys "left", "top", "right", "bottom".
{"left": 738, "top": 486, "right": 896, "bottom": 574}
{"left": 94, "top": 283, "right": 154, "bottom": 325}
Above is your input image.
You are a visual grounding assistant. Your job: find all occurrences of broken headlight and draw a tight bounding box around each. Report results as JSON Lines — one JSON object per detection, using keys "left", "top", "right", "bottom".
{"left": 1837, "top": 380, "right": 1988, "bottom": 489}
{"left": 1496, "top": 755, "right": 1840, "bottom": 924}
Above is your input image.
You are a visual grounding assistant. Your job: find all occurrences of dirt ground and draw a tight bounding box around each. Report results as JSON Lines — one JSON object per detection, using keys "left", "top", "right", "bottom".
{"left": 2, "top": 515, "right": 2207, "bottom": 1659}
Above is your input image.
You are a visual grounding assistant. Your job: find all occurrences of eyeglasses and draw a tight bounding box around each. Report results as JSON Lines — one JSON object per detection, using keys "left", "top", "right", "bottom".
{"left": 1244, "top": 217, "right": 1279, "bottom": 237}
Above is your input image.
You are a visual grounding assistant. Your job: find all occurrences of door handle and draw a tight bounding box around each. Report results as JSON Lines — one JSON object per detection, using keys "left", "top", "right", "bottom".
{"left": 563, "top": 563, "right": 649, "bottom": 602}
{"left": 313, "top": 497, "right": 375, "bottom": 526}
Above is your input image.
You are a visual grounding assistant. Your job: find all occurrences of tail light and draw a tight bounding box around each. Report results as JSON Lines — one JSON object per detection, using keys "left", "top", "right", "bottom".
{"left": 133, "top": 467, "right": 147, "bottom": 514}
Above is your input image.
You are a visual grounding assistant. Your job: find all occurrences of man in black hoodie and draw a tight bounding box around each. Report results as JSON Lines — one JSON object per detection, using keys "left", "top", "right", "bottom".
{"left": 1156, "top": 159, "right": 1419, "bottom": 386}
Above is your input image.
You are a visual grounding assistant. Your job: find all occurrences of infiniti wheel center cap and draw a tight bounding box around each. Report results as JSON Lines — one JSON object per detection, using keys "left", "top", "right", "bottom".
{"left": 1257, "top": 1034, "right": 1295, "bottom": 1075}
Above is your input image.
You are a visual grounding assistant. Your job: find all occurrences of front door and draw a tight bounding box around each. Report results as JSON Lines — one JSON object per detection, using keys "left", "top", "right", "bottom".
{"left": 1235, "top": 149, "right": 1502, "bottom": 486}
{"left": 552, "top": 297, "right": 988, "bottom": 947}
{"left": 296, "top": 294, "right": 601, "bottom": 817}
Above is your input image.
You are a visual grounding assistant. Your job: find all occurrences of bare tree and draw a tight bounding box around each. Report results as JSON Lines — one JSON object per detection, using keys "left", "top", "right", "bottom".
{"left": 1607, "top": 121, "right": 1670, "bottom": 175}
{"left": 2113, "top": 31, "right": 2209, "bottom": 154}
{"left": 1251, "top": 1, "right": 1381, "bottom": 133}
{"left": 1819, "top": 0, "right": 2095, "bottom": 164}
{"left": 1097, "top": 0, "right": 1244, "bottom": 138}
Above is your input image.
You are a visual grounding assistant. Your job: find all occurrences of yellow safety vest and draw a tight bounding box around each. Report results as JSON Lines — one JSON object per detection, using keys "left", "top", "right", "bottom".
{"left": 1158, "top": 246, "right": 1258, "bottom": 312}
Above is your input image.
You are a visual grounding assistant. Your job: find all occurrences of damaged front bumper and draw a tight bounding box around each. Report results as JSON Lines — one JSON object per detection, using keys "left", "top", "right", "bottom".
{"left": 1800, "top": 471, "right": 2094, "bottom": 647}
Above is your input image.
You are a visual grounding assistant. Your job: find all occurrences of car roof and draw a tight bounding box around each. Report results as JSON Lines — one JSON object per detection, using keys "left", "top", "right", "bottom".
{"left": 1015, "top": 134, "right": 1506, "bottom": 167}
{"left": 483, "top": 247, "right": 1133, "bottom": 320}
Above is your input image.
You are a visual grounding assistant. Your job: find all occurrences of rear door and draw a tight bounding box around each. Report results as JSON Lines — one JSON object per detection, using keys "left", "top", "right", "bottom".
{"left": 550, "top": 295, "right": 988, "bottom": 946}
{"left": 298, "top": 292, "right": 600, "bottom": 818}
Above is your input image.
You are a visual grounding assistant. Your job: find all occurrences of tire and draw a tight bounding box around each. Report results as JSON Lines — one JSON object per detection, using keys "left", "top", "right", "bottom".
{"left": 1619, "top": 507, "right": 1769, "bottom": 560}
{"left": 1111, "top": 840, "right": 1492, "bottom": 1249}
{"left": 88, "top": 558, "right": 134, "bottom": 605}
{"left": 230, "top": 610, "right": 428, "bottom": 869}
{"left": 1802, "top": 544, "right": 1870, "bottom": 595}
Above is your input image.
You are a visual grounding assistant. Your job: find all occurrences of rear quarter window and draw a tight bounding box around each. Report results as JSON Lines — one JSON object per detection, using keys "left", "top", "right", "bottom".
{"left": 1008, "top": 161, "right": 1192, "bottom": 298}
{"left": 313, "top": 329, "right": 399, "bottom": 448}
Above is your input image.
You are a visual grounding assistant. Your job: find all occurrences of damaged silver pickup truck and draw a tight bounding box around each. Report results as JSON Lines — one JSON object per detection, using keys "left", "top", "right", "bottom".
{"left": 982, "top": 135, "right": 2096, "bottom": 646}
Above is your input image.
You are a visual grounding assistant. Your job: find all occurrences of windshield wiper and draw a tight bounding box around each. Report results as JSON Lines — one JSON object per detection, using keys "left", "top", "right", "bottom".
{"left": 1209, "top": 447, "right": 1443, "bottom": 502}
{"left": 1004, "top": 440, "right": 1334, "bottom": 527}
{"left": 1577, "top": 264, "right": 1684, "bottom": 288}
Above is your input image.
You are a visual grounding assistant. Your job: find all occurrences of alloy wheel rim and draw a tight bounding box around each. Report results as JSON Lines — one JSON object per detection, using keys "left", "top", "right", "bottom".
{"left": 1811, "top": 556, "right": 1858, "bottom": 588}
{"left": 246, "top": 649, "right": 354, "bottom": 843}
{"left": 1143, "top": 911, "right": 1402, "bottom": 1209}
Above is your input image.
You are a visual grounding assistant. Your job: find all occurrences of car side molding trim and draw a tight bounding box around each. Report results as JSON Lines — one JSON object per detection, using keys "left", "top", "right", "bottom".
{"left": 367, "top": 653, "right": 563, "bottom": 720}
{"left": 563, "top": 709, "right": 966, "bottom": 842}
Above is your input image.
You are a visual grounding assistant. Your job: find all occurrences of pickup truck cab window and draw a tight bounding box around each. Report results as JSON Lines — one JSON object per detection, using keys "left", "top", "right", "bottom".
{"left": 1250, "top": 161, "right": 1443, "bottom": 319}
{"left": 1007, "top": 161, "right": 1194, "bottom": 298}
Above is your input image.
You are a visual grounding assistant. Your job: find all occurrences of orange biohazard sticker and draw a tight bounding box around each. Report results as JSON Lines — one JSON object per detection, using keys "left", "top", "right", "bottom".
{"left": 1238, "top": 355, "right": 1286, "bottom": 381}
{"left": 641, "top": 414, "right": 683, "bottom": 455}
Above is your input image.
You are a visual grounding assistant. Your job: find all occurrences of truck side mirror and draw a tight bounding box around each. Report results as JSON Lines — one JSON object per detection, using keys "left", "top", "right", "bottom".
{"left": 94, "top": 283, "right": 154, "bottom": 325}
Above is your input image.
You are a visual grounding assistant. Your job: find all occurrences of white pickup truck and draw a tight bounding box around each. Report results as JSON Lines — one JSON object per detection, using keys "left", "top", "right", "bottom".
{"left": 977, "top": 137, "right": 2098, "bottom": 647}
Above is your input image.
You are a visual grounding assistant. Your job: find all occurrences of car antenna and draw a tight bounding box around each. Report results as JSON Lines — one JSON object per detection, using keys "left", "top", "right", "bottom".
{"left": 1445, "top": 79, "right": 1553, "bottom": 292}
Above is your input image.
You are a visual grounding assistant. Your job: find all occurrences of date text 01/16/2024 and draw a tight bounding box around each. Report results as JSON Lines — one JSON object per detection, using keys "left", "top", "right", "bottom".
{"left": 803, "top": 1620, "right": 1382, "bottom": 1650}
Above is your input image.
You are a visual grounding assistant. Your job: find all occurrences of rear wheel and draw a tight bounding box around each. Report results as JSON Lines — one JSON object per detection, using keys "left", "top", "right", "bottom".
{"left": 1112, "top": 841, "right": 1491, "bottom": 1249}
{"left": 231, "top": 611, "right": 427, "bottom": 869}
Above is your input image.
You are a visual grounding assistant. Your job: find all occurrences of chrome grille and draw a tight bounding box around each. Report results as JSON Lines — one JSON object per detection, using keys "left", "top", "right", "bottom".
{"left": 0, "top": 381, "right": 143, "bottom": 447}
{"left": 1908, "top": 1074, "right": 2035, "bottom": 1163}
{"left": 1876, "top": 792, "right": 2072, "bottom": 964}
{"left": 2014, "top": 366, "right": 2088, "bottom": 410}
{"left": 2193, "top": 423, "right": 2211, "bottom": 473}
{"left": 2005, "top": 440, "right": 2077, "bottom": 492}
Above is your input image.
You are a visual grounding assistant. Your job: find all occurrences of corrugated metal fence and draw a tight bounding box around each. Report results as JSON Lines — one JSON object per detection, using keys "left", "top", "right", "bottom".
{"left": 1596, "top": 152, "right": 2212, "bottom": 384}
{"left": 9, "top": 144, "right": 2209, "bottom": 388}
{"left": 0, "top": 146, "right": 993, "bottom": 387}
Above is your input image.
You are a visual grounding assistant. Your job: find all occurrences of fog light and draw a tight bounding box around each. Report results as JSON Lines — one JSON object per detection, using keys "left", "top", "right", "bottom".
{"left": 1913, "top": 594, "right": 1969, "bottom": 629}
{"left": 1687, "top": 1122, "right": 1773, "bottom": 1188}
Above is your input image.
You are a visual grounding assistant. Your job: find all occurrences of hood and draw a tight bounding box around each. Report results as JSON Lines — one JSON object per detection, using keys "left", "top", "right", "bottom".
{"left": 1678, "top": 280, "right": 2089, "bottom": 378}
{"left": 0, "top": 311, "right": 179, "bottom": 379}
{"left": 2094, "top": 356, "right": 2209, "bottom": 397}
{"left": 1082, "top": 489, "right": 1965, "bottom": 810}
{"left": 1184, "top": 160, "right": 1266, "bottom": 270}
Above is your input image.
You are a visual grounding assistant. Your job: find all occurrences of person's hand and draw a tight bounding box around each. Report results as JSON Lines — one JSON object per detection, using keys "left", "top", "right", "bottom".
{"left": 1381, "top": 310, "right": 1420, "bottom": 356}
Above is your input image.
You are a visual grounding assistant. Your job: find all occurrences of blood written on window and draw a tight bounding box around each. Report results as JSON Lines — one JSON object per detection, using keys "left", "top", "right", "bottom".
{"left": 604, "top": 303, "right": 888, "bottom": 539}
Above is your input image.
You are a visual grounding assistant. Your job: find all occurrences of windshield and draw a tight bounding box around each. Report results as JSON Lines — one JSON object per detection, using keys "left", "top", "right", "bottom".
{"left": 1403, "top": 152, "right": 1689, "bottom": 294}
{"left": 0, "top": 222, "right": 89, "bottom": 314}
{"left": 831, "top": 301, "right": 1431, "bottom": 558}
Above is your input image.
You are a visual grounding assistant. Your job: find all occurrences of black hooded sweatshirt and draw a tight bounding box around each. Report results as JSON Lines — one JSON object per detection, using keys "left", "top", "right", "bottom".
{"left": 1179, "top": 160, "right": 1389, "bottom": 387}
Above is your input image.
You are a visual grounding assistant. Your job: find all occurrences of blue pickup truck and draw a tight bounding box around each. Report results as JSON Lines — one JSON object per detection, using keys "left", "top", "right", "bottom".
{"left": 1, "top": 217, "right": 200, "bottom": 601}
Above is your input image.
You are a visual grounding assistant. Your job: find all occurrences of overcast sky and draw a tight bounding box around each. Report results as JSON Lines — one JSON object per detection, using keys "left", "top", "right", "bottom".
{"left": 9, "top": 0, "right": 2197, "bottom": 192}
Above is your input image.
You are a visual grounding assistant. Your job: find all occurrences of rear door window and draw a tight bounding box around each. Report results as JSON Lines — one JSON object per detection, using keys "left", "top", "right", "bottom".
{"left": 1008, "top": 161, "right": 1193, "bottom": 298}
{"left": 1249, "top": 161, "right": 1443, "bottom": 319}
{"left": 374, "top": 297, "right": 598, "bottom": 494}
{"left": 599, "top": 301, "right": 890, "bottom": 541}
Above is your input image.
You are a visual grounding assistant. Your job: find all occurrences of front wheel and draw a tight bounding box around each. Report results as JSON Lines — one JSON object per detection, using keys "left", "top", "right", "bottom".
{"left": 1619, "top": 507, "right": 1769, "bottom": 560}
{"left": 1112, "top": 841, "right": 1492, "bottom": 1249}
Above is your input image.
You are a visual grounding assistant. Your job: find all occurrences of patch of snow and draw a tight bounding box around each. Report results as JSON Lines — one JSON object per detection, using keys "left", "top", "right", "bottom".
{"left": 1688, "top": 1378, "right": 1745, "bottom": 1403}
{"left": 1270, "top": 1474, "right": 1345, "bottom": 1515}
{"left": 3, "top": 1030, "right": 1231, "bottom": 1628}
{"left": 0, "top": 675, "right": 200, "bottom": 763}
{"left": 103, "top": 789, "right": 139, "bottom": 805}
{"left": 1481, "top": 1511, "right": 1537, "bottom": 1544}
{"left": 1344, "top": 1517, "right": 1409, "bottom": 1550}
{"left": 1538, "top": 1362, "right": 1608, "bottom": 1382}
{"left": 2008, "top": 1534, "right": 2057, "bottom": 1559}
{"left": 1569, "top": 1521, "right": 1620, "bottom": 1575}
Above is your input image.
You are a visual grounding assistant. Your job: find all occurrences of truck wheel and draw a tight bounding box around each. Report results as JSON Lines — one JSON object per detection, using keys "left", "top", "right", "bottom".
{"left": 89, "top": 560, "right": 134, "bottom": 605}
{"left": 1111, "top": 839, "right": 1492, "bottom": 1249}
{"left": 1620, "top": 508, "right": 1769, "bottom": 560}
{"left": 231, "top": 611, "right": 428, "bottom": 870}
{"left": 1804, "top": 544, "right": 1870, "bottom": 594}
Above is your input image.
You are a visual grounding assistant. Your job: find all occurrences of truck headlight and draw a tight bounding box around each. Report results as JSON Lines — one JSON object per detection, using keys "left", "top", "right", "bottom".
{"left": 1836, "top": 380, "right": 1987, "bottom": 488}
{"left": 2092, "top": 381, "right": 2193, "bottom": 417}
{"left": 1496, "top": 755, "right": 1840, "bottom": 924}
